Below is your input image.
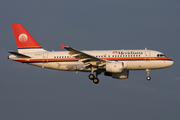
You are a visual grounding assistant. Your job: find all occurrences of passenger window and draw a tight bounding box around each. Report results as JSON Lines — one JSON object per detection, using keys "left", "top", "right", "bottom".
{"left": 62, "top": 56, "right": 63, "bottom": 58}
{"left": 112, "top": 55, "right": 114, "bottom": 57}
{"left": 157, "top": 54, "right": 159, "bottom": 57}
{"left": 54, "top": 56, "right": 56, "bottom": 58}
{"left": 67, "top": 56, "right": 69, "bottom": 58}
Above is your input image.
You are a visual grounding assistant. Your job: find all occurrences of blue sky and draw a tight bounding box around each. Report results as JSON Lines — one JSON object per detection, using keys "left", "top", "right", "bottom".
{"left": 0, "top": 0, "right": 180, "bottom": 120}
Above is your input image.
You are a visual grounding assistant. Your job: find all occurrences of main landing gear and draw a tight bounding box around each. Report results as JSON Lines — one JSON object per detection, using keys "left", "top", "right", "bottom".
{"left": 146, "top": 69, "right": 151, "bottom": 81}
{"left": 88, "top": 72, "right": 101, "bottom": 84}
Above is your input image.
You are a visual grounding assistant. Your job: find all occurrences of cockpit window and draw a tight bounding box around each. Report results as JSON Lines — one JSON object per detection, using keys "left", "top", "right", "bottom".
{"left": 157, "top": 54, "right": 166, "bottom": 57}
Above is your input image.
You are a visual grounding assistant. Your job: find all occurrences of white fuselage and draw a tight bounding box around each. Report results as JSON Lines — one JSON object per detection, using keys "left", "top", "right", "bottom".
{"left": 9, "top": 49, "right": 173, "bottom": 72}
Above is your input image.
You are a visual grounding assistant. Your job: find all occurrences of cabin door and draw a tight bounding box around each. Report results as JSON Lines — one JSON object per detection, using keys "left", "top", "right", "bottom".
{"left": 43, "top": 53, "right": 48, "bottom": 63}
{"left": 145, "top": 51, "right": 151, "bottom": 61}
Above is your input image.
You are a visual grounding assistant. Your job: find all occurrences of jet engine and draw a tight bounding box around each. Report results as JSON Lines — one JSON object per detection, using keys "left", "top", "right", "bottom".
{"left": 106, "top": 61, "right": 127, "bottom": 73}
{"left": 104, "top": 70, "right": 129, "bottom": 79}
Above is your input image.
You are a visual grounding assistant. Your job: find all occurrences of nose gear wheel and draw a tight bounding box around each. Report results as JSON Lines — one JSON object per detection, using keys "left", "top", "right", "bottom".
{"left": 146, "top": 76, "right": 151, "bottom": 81}
{"left": 146, "top": 69, "right": 151, "bottom": 81}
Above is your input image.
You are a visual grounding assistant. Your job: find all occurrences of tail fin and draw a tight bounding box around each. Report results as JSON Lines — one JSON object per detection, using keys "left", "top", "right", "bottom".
{"left": 12, "top": 23, "right": 46, "bottom": 53}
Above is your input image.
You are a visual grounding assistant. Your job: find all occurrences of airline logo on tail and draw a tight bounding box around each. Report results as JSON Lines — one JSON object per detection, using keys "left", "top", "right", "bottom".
{"left": 18, "top": 33, "right": 28, "bottom": 43}
{"left": 12, "top": 23, "right": 41, "bottom": 49}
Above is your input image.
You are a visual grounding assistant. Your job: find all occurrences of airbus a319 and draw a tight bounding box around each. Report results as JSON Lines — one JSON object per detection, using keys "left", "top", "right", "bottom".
{"left": 8, "top": 24, "right": 173, "bottom": 84}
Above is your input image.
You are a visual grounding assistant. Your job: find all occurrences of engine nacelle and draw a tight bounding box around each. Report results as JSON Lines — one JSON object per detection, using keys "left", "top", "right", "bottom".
{"left": 106, "top": 61, "right": 127, "bottom": 73}
{"left": 104, "top": 70, "right": 129, "bottom": 79}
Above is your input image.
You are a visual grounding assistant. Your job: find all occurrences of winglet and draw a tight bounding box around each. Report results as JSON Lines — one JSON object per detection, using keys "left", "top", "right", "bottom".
{"left": 60, "top": 44, "right": 65, "bottom": 49}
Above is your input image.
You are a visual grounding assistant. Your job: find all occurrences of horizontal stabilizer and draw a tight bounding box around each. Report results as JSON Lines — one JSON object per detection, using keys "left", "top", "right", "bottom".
{"left": 8, "top": 51, "right": 31, "bottom": 58}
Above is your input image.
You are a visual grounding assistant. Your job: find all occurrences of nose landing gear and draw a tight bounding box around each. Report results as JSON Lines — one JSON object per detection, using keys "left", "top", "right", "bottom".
{"left": 146, "top": 69, "right": 151, "bottom": 81}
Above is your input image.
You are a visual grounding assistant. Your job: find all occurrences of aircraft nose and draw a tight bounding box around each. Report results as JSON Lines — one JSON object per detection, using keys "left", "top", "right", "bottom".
{"left": 167, "top": 60, "right": 174, "bottom": 67}
{"left": 170, "top": 60, "right": 174, "bottom": 66}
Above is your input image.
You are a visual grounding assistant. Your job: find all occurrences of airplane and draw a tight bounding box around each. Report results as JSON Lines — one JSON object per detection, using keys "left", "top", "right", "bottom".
{"left": 8, "top": 23, "right": 174, "bottom": 84}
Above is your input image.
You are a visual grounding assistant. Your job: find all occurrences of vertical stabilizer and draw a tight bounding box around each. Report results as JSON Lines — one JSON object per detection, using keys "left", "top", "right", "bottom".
{"left": 12, "top": 23, "right": 46, "bottom": 53}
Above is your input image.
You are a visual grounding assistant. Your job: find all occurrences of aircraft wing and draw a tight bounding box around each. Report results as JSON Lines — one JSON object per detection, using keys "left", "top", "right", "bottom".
{"left": 60, "top": 44, "right": 106, "bottom": 66}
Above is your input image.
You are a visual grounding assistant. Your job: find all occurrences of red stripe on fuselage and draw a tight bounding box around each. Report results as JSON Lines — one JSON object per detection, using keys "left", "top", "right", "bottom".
{"left": 14, "top": 57, "right": 172, "bottom": 63}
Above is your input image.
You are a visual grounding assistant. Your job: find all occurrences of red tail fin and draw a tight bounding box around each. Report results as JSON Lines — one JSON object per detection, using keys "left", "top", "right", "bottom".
{"left": 12, "top": 23, "right": 41, "bottom": 49}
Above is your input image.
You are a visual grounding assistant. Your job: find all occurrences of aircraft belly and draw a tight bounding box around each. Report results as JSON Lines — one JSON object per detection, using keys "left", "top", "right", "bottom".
{"left": 28, "top": 63, "right": 46, "bottom": 67}
{"left": 48, "top": 62, "right": 85, "bottom": 71}
{"left": 29, "top": 62, "right": 89, "bottom": 71}
{"left": 26, "top": 60, "right": 171, "bottom": 71}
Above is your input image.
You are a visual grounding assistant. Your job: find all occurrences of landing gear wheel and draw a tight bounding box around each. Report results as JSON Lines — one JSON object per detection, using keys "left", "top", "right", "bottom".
{"left": 146, "top": 76, "right": 151, "bottom": 81}
{"left": 93, "top": 78, "right": 99, "bottom": 84}
{"left": 89, "top": 74, "right": 95, "bottom": 80}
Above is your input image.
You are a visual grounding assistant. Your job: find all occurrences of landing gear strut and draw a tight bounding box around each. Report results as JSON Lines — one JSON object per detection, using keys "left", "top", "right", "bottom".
{"left": 146, "top": 69, "right": 151, "bottom": 81}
